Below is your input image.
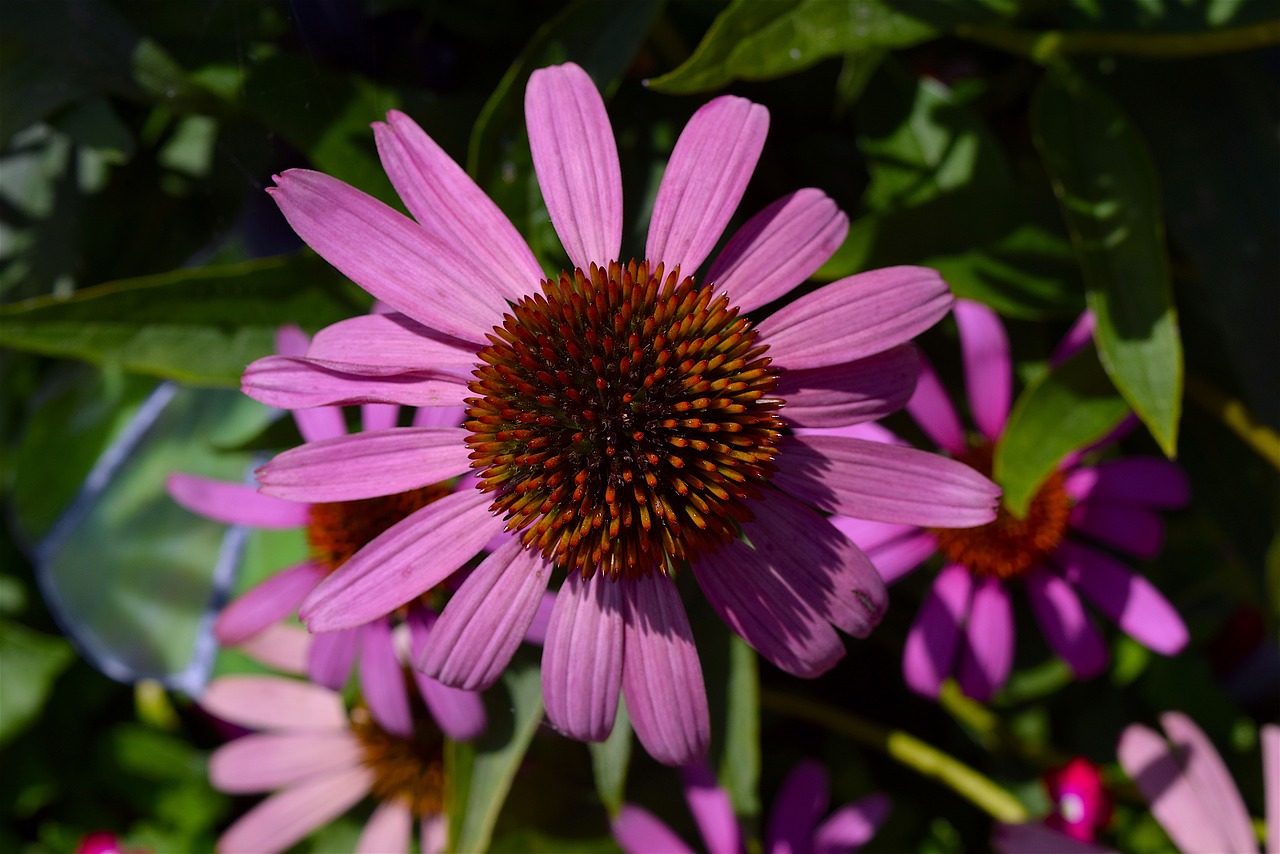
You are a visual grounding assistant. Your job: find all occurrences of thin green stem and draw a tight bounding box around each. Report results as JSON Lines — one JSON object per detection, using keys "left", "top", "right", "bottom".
{"left": 956, "top": 18, "right": 1280, "bottom": 63}
{"left": 938, "top": 681, "right": 1070, "bottom": 769}
{"left": 760, "top": 689, "right": 1030, "bottom": 823}
{"left": 1186, "top": 374, "right": 1280, "bottom": 471}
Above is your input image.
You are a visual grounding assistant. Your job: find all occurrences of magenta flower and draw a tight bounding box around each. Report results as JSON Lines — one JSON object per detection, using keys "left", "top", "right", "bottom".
{"left": 1043, "top": 758, "right": 1112, "bottom": 843}
{"left": 168, "top": 325, "right": 488, "bottom": 742}
{"left": 833, "top": 301, "right": 1190, "bottom": 700}
{"left": 243, "top": 62, "right": 998, "bottom": 765}
{"left": 201, "top": 674, "right": 463, "bottom": 854}
{"left": 613, "top": 759, "right": 890, "bottom": 854}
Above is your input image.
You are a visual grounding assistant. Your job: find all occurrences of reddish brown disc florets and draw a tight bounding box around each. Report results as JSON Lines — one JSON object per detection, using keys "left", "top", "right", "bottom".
{"left": 931, "top": 444, "right": 1071, "bottom": 580}
{"left": 351, "top": 706, "right": 444, "bottom": 818}
{"left": 465, "top": 259, "right": 783, "bottom": 580}
{"left": 307, "top": 484, "right": 453, "bottom": 572}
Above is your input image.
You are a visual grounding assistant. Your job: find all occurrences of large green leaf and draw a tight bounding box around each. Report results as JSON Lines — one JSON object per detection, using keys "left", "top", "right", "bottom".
{"left": 719, "top": 635, "right": 760, "bottom": 818}
{"left": 589, "top": 698, "right": 633, "bottom": 816}
{"left": 0, "top": 254, "right": 366, "bottom": 387}
{"left": 1032, "top": 68, "right": 1182, "bottom": 456}
{"left": 994, "top": 345, "right": 1131, "bottom": 517}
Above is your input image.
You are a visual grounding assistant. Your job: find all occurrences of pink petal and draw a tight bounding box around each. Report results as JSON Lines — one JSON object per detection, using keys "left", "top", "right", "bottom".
{"left": 774, "top": 433, "right": 1000, "bottom": 527}
{"left": 612, "top": 805, "right": 696, "bottom": 854}
{"left": 1025, "top": 567, "right": 1107, "bottom": 678}
{"left": 359, "top": 618, "right": 413, "bottom": 738}
{"left": 242, "top": 355, "right": 469, "bottom": 410}
{"left": 903, "top": 565, "right": 971, "bottom": 698}
{"left": 166, "top": 474, "right": 310, "bottom": 529}
{"left": 421, "top": 814, "right": 447, "bottom": 854}
{"left": 992, "top": 822, "right": 1115, "bottom": 854}
{"left": 356, "top": 800, "right": 413, "bottom": 854}
{"left": 257, "top": 427, "right": 471, "bottom": 502}
{"left": 621, "top": 573, "right": 710, "bottom": 766}
{"left": 647, "top": 95, "right": 768, "bottom": 274}
{"left": 813, "top": 793, "right": 892, "bottom": 854}
{"left": 795, "top": 421, "right": 907, "bottom": 445}
{"left": 376, "top": 109, "right": 541, "bottom": 300}
{"left": 542, "top": 571, "right": 625, "bottom": 742}
{"left": 523, "top": 591, "right": 556, "bottom": 645}
{"left": 268, "top": 170, "right": 499, "bottom": 343}
{"left": 209, "top": 731, "right": 364, "bottom": 793}
{"left": 956, "top": 577, "right": 1014, "bottom": 701}
{"left": 275, "top": 324, "right": 310, "bottom": 357}
{"left": 1050, "top": 310, "right": 1096, "bottom": 369}
{"left": 417, "top": 539, "right": 549, "bottom": 691}
{"left": 758, "top": 266, "right": 953, "bottom": 371}
{"left": 201, "top": 675, "right": 346, "bottom": 732}
{"left": 307, "top": 312, "right": 480, "bottom": 374}
{"left": 238, "top": 623, "right": 312, "bottom": 675}
{"left": 216, "top": 766, "right": 372, "bottom": 854}
{"left": 864, "top": 531, "right": 939, "bottom": 585}
{"left": 1263, "top": 725, "right": 1278, "bottom": 854}
{"left": 954, "top": 299, "right": 1012, "bottom": 442}
{"left": 1118, "top": 723, "right": 1226, "bottom": 853}
{"left": 362, "top": 403, "right": 400, "bottom": 431}
{"left": 214, "top": 561, "right": 326, "bottom": 646}
{"left": 904, "top": 354, "right": 968, "bottom": 456}
{"left": 766, "top": 760, "right": 829, "bottom": 853}
{"left": 414, "top": 405, "right": 466, "bottom": 428}
{"left": 417, "top": 672, "right": 487, "bottom": 743}
{"left": 292, "top": 404, "right": 348, "bottom": 444}
{"left": 1064, "top": 458, "right": 1190, "bottom": 509}
{"left": 777, "top": 346, "right": 919, "bottom": 429}
{"left": 525, "top": 63, "right": 622, "bottom": 270}
{"left": 681, "top": 761, "right": 742, "bottom": 854}
{"left": 307, "top": 626, "right": 360, "bottom": 690}
{"left": 301, "top": 488, "right": 496, "bottom": 631}
{"left": 828, "top": 515, "right": 919, "bottom": 553}
{"left": 707, "top": 188, "right": 848, "bottom": 313}
{"left": 1069, "top": 500, "right": 1165, "bottom": 559}
{"left": 1053, "top": 540, "right": 1188, "bottom": 655}
{"left": 1159, "top": 712, "right": 1257, "bottom": 854}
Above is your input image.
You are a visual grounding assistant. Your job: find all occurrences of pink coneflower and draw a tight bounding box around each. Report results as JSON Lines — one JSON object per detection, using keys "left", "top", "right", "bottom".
{"left": 613, "top": 759, "right": 890, "bottom": 854}
{"left": 168, "top": 326, "right": 487, "bottom": 742}
{"left": 242, "top": 62, "right": 998, "bottom": 765}
{"left": 1043, "top": 758, "right": 1112, "bottom": 843}
{"left": 201, "top": 674, "right": 460, "bottom": 854}
{"left": 833, "top": 301, "right": 1189, "bottom": 700}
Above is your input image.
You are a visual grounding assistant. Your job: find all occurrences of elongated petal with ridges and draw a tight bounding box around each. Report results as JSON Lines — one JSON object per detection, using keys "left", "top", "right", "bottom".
{"left": 167, "top": 474, "right": 311, "bottom": 529}
{"left": 542, "top": 571, "right": 624, "bottom": 742}
{"left": 954, "top": 299, "right": 1012, "bottom": 442}
{"left": 308, "top": 312, "right": 480, "bottom": 374}
{"left": 777, "top": 346, "right": 919, "bottom": 428}
{"left": 307, "top": 627, "right": 359, "bottom": 690}
{"left": 359, "top": 618, "right": 413, "bottom": 738}
{"left": 214, "top": 561, "right": 326, "bottom": 646}
{"left": 243, "top": 355, "right": 469, "bottom": 409}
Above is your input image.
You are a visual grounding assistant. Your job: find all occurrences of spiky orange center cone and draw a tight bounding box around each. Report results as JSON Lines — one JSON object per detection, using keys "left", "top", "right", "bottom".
{"left": 465, "top": 259, "right": 784, "bottom": 580}
{"left": 932, "top": 444, "right": 1071, "bottom": 580}
{"left": 308, "top": 484, "right": 453, "bottom": 573}
{"left": 351, "top": 706, "right": 445, "bottom": 818}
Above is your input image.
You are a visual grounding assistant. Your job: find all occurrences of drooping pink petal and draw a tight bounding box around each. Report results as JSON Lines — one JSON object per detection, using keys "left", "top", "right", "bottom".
{"left": 1025, "top": 567, "right": 1107, "bottom": 678}
{"left": 307, "top": 312, "right": 481, "bottom": 374}
{"left": 954, "top": 299, "right": 1012, "bottom": 442}
{"left": 257, "top": 427, "right": 471, "bottom": 503}
{"left": 774, "top": 433, "right": 999, "bottom": 528}
{"left": 612, "top": 805, "right": 696, "bottom": 854}
{"left": 1069, "top": 500, "right": 1164, "bottom": 559}
{"left": 242, "top": 355, "right": 470, "bottom": 410}
{"left": 214, "top": 561, "right": 326, "bottom": 645}
{"left": 307, "top": 626, "right": 360, "bottom": 690}
{"left": 621, "top": 573, "right": 710, "bottom": 766}
{"left": 765, "top": 760, "right": 829, "bottom": 854}
{"left": 956, "top": 577, "right": 1014, "bottom": 701}
{"left": 413, "top": 404, "right": 466, "bottom": 429}
{"left": 418, "top": 539, "right": 550, "bottom": 691}
{"left": 647, "top": 96, "right": 768, "bottom": 274}
{"left": 406, "top": 603, "right": 487, "bottom": 742}
{"left": 525, "top": 63, "right": 622, "bottom": 271}
{"left": 680, "top": 761, "right": 742, "bottom": 854}
{"left": 216, "top": 766, "right": 373, "bottom": 854}
{"left": 813, "top": 793, "right": 892, "bottom": 854}
{"left": 275, "top": 324, "right": 310, "bottom": 358}
{"left": 201, "top": 675, "right": 346, "bottom": 732}
{"left": 362, "top": 403, "right": 400, "bottom": 432}
{"left": 375, "top": 109, "right": 541, "bottom": 300}
{"left": 1064, "top": 458, "right": 1190, "bottom": 509}
{"left": 1053, "top": 540, "right": 1188, "bottom": 655}
{"left": 864, "top": 531, "right": 939, "bottom": 585}
{"left": 358, "top": 618, "right": 413, "bottom": 738}
{"left": 292, "top": 404, "right": 349, "bottom": 444}
{"left": 903, "top": 565, "right": 971, "bottom": 698}
{"left": 301, "top": 488, "right": 496, "bottom": 631}
{"left": 706, "top": 188, "right": 847, "bottom": 313}
{"left": 1263, "top": 725, "right": 1278, "bottom": 854}
{"left": 777, "top": 346, "right": 919, "bottom": 429}
{"left": 827, "top": 515, "right": 918, "bottom": 553}
{"left": 209, "top": 731, "right": 364, "bottom": 793}
{"left": 794, "top": 421, "right": 907, "bottom": 445}
{"left": 238, "top": 623, "right": 311, "bottom": 675}
{"left": 1050, "top": 310, "right": 1096, "bottom": 369}
{"left": 1118, "top": 723, "right": 1226, "bottom": 853}
{"left": 992, "top": 821, "right": 1114, "bottom": 854}
{"left": 356, "top": 799, "right": 413, "bottom": 854}
{"left": 523, "top": 590, "right": 556, "bottom": 645}
{"left": 542, "top": 570, "right": 625, "bottom": 742}
{"left": 166, "top": 474, "right": 311, "bottom": 529}
{"left": 758, "top": 266, "right": 952, "bottom": 372}
{"left": 268, "top": 170, "right": 499, "bottom": 343}
{"left": 1159, "top": 712, "right": 1258, "bottom": 854}
{"left": 420, "top": 814, "right": 448, "bottom": 854}
{"left": 904, "top": 355, "right": 968, "bottom": 456}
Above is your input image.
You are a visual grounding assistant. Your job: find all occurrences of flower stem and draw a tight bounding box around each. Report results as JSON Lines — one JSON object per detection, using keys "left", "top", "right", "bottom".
{"left": 760, "top": 688, "right": 1030, "bottom": 823}
{"left": 955, "top": 18, "right": 1280, "bottom": 63}
{"left": 1186, "top": 374, "right": 1280, "bottom": 471}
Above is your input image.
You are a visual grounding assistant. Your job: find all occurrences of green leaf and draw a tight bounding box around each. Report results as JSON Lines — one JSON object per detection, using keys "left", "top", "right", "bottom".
{"left": 589, "top": 698, "right": 632, "bottom": 816}
{"left": 994, "top": 345, "right": 1131, "bottom": 517}
{"left": 719, "top": 635, "right": 760, "bottom": 818}
{"left": 0, "top": 253, "right": 366, "bottom": 387}
{"left": 449, "top": 662, "right": 545, "bottom": 852}
{"left": 1032, "top": 68, "right": 1183, "bottom": 456}
{"left": 0, "top": 620, "right": 76, "bottom": 746}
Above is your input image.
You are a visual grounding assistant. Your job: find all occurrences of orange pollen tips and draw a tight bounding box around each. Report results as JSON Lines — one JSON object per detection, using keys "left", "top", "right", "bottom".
{"left": 351, "top": 707, "right": 444, "bottom": 818}
{"left": 465, "top": 259, "right": 784, "bottom": 581}
{"left": 932, "top": 444, "right": 1071, "bottom": 580}
{"left": 307, "top": 483, "right": 453, "bottom": 573}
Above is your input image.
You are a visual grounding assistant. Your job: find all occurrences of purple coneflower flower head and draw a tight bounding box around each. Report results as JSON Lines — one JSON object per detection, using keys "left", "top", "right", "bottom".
{"left": 1043, "top": 758, "right": 1112, "bottom": 843}
{"left": 201, "top": 674, "right": 462, "bottom": 854}
{"left": 243, "top": 62, "right": 999, "bottom": 765}
{"left": 613, "top": 759, "right": 890, "bottom": 854}
{"left": 834, "top": 300, "right": 1190, "bottom": 700}
{"left": 168, "top": 325, "right": 490, "bottom": 742}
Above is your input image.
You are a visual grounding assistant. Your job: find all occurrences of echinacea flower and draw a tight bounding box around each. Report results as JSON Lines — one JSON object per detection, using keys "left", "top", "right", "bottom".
{"left": 1043, "top": 758, "right": 1112, "bottom": 843}
{"left": 243, "top": 62, "right": 998, "bottom": 765}
{"left": 201, "top": 674, "right": 462, "bottom": 854}
{"left": 613, "top": 759, "right": 890, "bottom": 854}
{"left": 834, "top": 301, "right": 1190, "bottom": 700}
{"left": 169, "top": 325, "right": 488, "bottom": 742}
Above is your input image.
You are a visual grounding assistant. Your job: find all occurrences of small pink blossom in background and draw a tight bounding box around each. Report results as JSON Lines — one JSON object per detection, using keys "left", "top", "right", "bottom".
{"left": 834, "top": 302, "right": 1190, "bottom": 701}
{"left": 612, "top": 759, "right": 890, "bottom": 854}
{"left": 74, "top": 832, "right": 144, "bottom": 854}
{"left": 241, "top": 60, "right": 1000, "bottom": 766}
{"left": 1043, "top": 758, "right": 1111, "bottom": 843}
